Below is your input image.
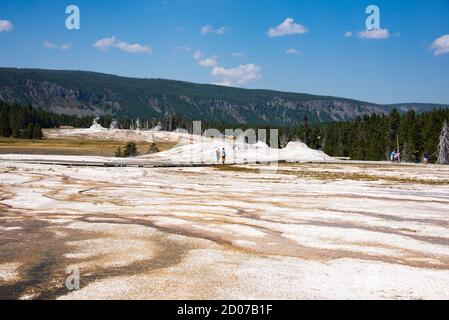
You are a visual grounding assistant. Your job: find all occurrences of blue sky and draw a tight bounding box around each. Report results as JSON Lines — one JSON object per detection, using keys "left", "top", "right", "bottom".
{"left": 0, "top": 0, "right": 448, "bottom": 104}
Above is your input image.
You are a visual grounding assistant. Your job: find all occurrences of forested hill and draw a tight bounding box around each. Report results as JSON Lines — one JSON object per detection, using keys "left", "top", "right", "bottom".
{"left": 1, "top": 67, "right": 448, "bottom": 125}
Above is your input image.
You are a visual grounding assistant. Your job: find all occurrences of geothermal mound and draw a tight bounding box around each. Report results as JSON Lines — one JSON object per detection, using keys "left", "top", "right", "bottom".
{"left": 143, "top": 138, "right": 333, "bottom": 164}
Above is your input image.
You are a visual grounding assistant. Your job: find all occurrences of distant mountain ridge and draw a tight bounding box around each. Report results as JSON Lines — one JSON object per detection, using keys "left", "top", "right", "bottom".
{"left": 0, "top": 67, "right": 448, "bottom": 125}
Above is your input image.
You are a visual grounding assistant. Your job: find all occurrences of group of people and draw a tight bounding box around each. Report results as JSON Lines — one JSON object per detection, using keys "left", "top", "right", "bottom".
{"left": 390, "top": 150, "right": 429, "bottom": 164}
{"left": 390, "top": 151, "right": 401, "bottom": 163}
{"left": 415, "top": 150, "right": 430, "bottom": 164}
{"left": 216, "top": 148, "right": 226, "bottom": 164}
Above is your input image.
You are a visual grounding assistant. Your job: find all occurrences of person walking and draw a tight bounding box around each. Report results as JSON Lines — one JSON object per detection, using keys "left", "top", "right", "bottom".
{"left": 390, "top": 151, "right": 396, "bottom": 162}
{"left": 423, "top": 152, "right": 429, "bottom": 164}
{"left": 216, "top": 148, "right": 221, "bottom": 163}
{"left": 221, "top": 148, "right": 226, "bottom": 165}
{"left": 414, "top": 150, "right": 421, "bottom": 164}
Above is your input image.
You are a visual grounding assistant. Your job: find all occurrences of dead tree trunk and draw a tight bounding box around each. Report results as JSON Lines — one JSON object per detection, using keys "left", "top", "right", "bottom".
{"left": 437, "top": 120, "right": 449, "bottom": 165}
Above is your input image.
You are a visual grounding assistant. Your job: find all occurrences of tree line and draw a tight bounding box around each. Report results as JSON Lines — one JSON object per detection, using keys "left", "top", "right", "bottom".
{"left": 0, "top": 100, "right": 196, "bottom": 140}
{"left": 304, "top": 108, "right": 449, "bottom": 163}
{"left": 200, "top": 108, "right": 449, "bottom": 163}
{"left": 0, "top": 101, "right": 93, "bottom": 139}
{"left": 1, "top": 100, "right": 448, "bottom": 163}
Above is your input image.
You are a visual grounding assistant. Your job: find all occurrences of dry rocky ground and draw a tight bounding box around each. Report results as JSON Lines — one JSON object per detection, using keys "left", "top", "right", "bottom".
{"left": 1, "top": 161, "right": 449, "bottom": 299}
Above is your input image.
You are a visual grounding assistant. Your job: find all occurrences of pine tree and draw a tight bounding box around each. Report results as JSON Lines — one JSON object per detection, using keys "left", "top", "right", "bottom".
{"left": 389, "top": 108, "right": 401, "bottom": 151}
{"left": 115, "top": 147, "right": 123, "bottom": 158}
{"left": 0, "top": 108, "right": 11, "bottom": 137}
{"left": 123, "top": 142, "right": 138, "bottom": 157}
{"left": 22, "top": 123, "right": 34, "bottom": 139}
{"left": 32, "top": 124, "right": 43, "bottom": 139}
{"left": 437, "top": 120, "right": 449, "bottom": 165}
{"left": 11, "top": 124, "right": 22, "bottom": 138}
{"left": 129, "top": 142, "right": 138, "bottom": 156}
{"left": 299, "top": 116, "right": 311, "bottom": 144}
{"left": 147, "top": 142, "right": 160, "bottom": 154}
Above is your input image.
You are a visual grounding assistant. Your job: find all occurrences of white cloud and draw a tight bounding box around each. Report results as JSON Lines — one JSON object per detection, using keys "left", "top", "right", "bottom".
{"left": 198, "top": 57, "right": 219, "bottom": 67}
{"left": 357, "top": 28, "right": 390, "bottom": 40}
{"left": 344, "top": 31, "right": 353, "bottom": 37}
{"left": 93, "top": 36, "right": 117, "bottom": 50}
{"left": 43, "top": 41, "right": 57, "bottom": 49}
{"left": 43, "top": 41, "right": 71, "bottom": 51}
{"left": 193, "top": 50, "right": 203, "bottom": 60}
{"left": 267, "top": 18, "right": 308, "bottom": 37}
{"left": 231, "top": 52, "right": 246, "bottom": 58}
{"left": 212, "top": 64, "right": 261, "bottom": 87}
{"left": 60, "top": 44, "right": 72, "bottom": 51}
{"left": 192, "top": 49, "right": 261, "bottom": 87}
{"left": 194, "top": 50, "right": 218, "bottom": 67}
{"left": 285, "top": 48, "right": 302, "bottom": 56}
{"left": 178, "top": 46, "right": 192, "bottom": 52}
{"left": 430, "top": 34, "right": 449, "bottom": 56}
{"left": 94, "top": 36, "right": 151, "bottom": 54}
{"left": 115, "top": 40, "right": 152, "bottom": 54}
{"left": 201, "top": 25, "right": 226, "bottom": 35}
{"left": 0, "top": 20, "right": 13, "bottom": 32}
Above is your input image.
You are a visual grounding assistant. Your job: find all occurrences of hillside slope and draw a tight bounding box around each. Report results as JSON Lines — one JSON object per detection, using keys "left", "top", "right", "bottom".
{"left": 0, "top": 68, "right": 447, "bottom": 125}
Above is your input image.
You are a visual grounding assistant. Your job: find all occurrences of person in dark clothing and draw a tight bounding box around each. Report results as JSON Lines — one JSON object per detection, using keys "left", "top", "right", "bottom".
{"left": 423, "top": 152, "right": 429, "bottom": 164}
{"left": 414, "top": 150, "right": 421, "bottom": 164}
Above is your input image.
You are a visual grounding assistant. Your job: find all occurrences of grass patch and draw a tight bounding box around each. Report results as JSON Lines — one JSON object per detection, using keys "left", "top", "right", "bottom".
{"left": 287, "top": 170, "right": 449, "bottom": 185}
{"left": 215, "top": 164, "right": 449, "bottom": 186}
{"left": 214, "top": 165, "right": 260, "bottom": 173}
{"left": 0, "top": 137, "right": 176, "bottom": 157}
